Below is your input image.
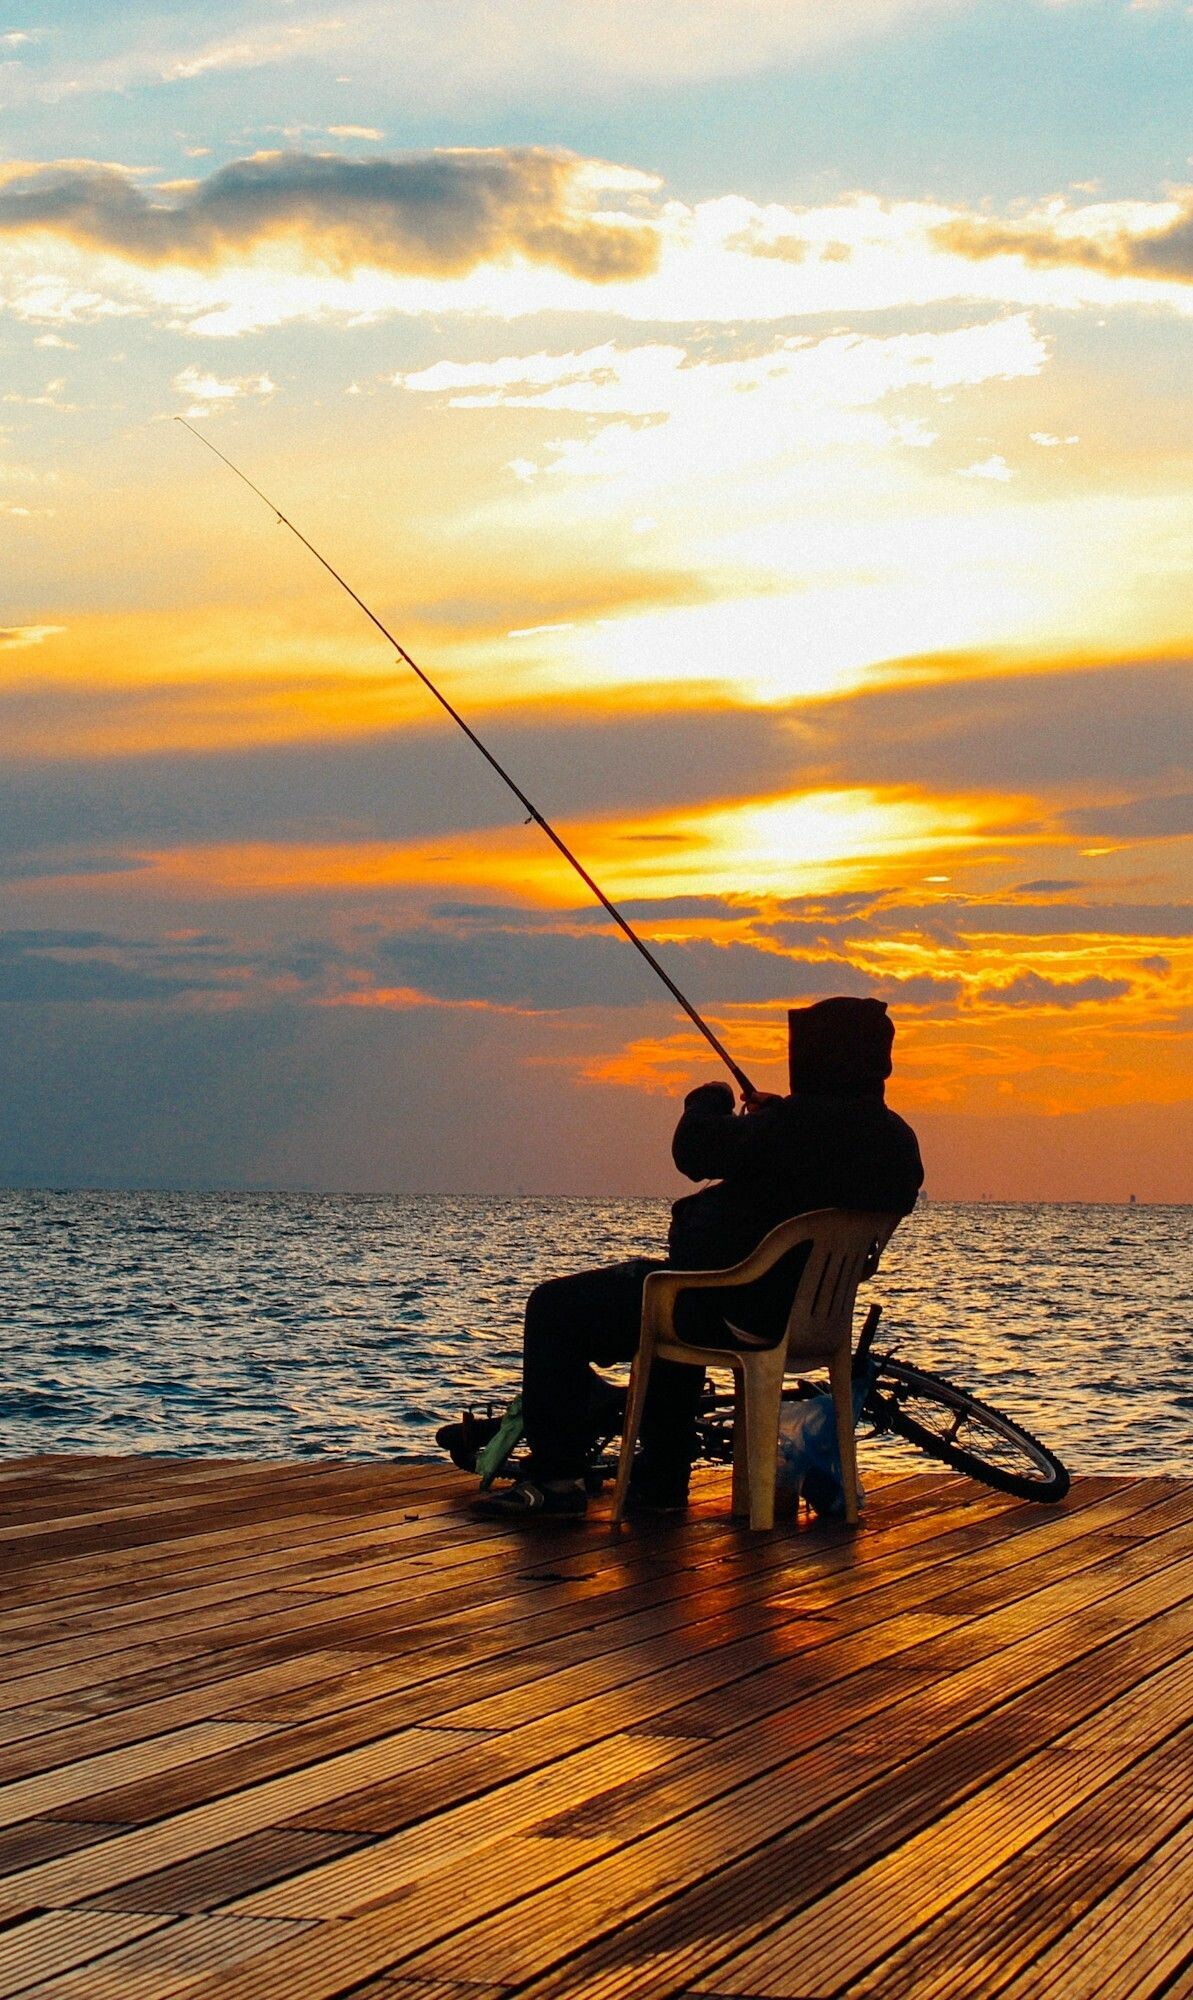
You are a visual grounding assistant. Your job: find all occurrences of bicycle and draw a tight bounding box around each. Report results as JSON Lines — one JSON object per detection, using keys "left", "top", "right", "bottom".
{"left": 437, "top": 1302, "right": 1070, "bottom": 1507}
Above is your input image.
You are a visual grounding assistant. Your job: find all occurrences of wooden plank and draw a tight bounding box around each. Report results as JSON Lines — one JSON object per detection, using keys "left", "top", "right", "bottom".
{"left": 234, "top": 1732, "right": 684, "bottom": 1920}
{"left": 0, "top": 1727, "right": 486, "bottom": 1917}
{"left": 347, "top": 1985, "right": 513, "bottom": 2000}
{"left": 994, "top": 1811, "right": 1193, "bottom": 2000}
{"left": 357, "top": 1506, "right": 1193, "bottom": 1749}
{"left": 836, "top": 1719, "right": 1193, "bottom": 1999}
{"left": 18, "top": 1914, "right": 310, "bottom": 1999}
{"left": 0, "top": 1652, "right": 381, "bottom": 1786}
{"left": 0, "top": 1485, "right": 517, "bottom": 1647}
{"left": 267, "top": 1500, "right": 1193, "bottom": 1850}
{"left": 0, "top": 1484, "right": 474, "bottom": 1629}
{"left": 0, "top": 1516, "right": 497, "bottom": 1658}
{"left": 0, "top": 1722, "right": 269, "bottom": 1829}
{"left": 0, "top": 1461, "right": 967, "bottom": 1659}
{"left": 0, "top": 1463, "right": 1187, "bottom": 2000}
{"left": 154, "top": 1562, "right": 1193, "bottom": 1997}
{"left": 685, "top": 1653, "right": 1193, "bottom": 1997}
{"left": 418, "top": 1582, "right": 1193, "bottom": 1999}
{"left": 0, "top": 1465, "right": 461, "bottom": 1576}
{"left": 0, "top": 1817, "right": 128, "bottom": 1876}
{"left": 92, "top": 1828, "right": 370, "bottom": 1915}
{"left": 30, "top": 1496, "right": 1040, "bottom": 1824}
{"left": 235, "top": 1478, "right": 1166, "bottom": 1735}
{"left": 0, "top": 1909, "right": 168, "bottom": 1997}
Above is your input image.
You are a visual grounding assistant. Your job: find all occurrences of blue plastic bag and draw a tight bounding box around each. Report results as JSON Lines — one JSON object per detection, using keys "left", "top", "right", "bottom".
{"left": 775, "top": 1372, "right": 871, "bottom": 1518}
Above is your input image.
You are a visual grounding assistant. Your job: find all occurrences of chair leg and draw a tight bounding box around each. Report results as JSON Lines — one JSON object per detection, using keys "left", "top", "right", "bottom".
{"left": 742, "top": 1346, "right": 788, "bottom": 1531}
{"left": 611, "top": 1336, "right": 654, "bottom": 1528}
{"left": 731, "top": 1369, "right": 750, "bottom": 1519}
{"left": 828, "top": 1347, "right": 859, "bottom": 1527}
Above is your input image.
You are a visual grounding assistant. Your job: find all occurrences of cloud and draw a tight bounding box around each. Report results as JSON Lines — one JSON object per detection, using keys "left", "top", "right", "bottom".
{"left": 934, "top": 197, "right": 1193, "bottom": 287}
{"left": 790, "top": 659, "right": 1191, "bottom": 795}
{"left": 0, "top": 930, "right": 226, "bottom": 1004}
{"left": 397, "top": 318, "right": 1045, "bottom": 485}
{"left": 0, "top": 704, "right": 803, "bottom": 866}
{"left": 0, "top": 149, "right": 660, "bottom": 283}
{"left": 1061, "top": 792, "right": 1192, "bottom": 840}
{"left": 369, "top": 922, "right": 846, "bottom": 1010}
{"left": 343, "top": 913, "right": 961, "bottom": 1013}
{"left": 399, "top": 319, "right": 1046, "bottom": 417}
{"left": 3, "top": 658, "right": 1186, "bottom": 873}
{"left": 959, "top": 454, "right": 1013, "bottom": 480}
{"left": 1, "top": 3, "right": 975, "bottom": 113}
{"left": 171, "top": 363, "right": 276, "bottom": 417}
{"left": 5, "top": 166, "right": 1188, "bottom": 335}
{"left": 0, "top": 624, "right": 63, "bottom": 650}
{"left": 1013, "top": 879, "right": 1084, "bottom": 895}
{"left": 976, "top": 971, "right": 1131, "bottom": 1009}
{"left": 820, "top": 898, "right": 1193, "bottom": 941}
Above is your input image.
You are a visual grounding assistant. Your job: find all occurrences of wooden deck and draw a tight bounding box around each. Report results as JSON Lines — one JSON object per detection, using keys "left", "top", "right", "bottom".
{"left": 0, "top": 1459, "right": 1190, "bottom": 2000}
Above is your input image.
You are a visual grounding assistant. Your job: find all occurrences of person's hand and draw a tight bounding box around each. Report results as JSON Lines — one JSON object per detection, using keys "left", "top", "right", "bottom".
{"left": 684, "top": 1080, "right": 735, "bottom": 1112}
{"left": 740, "top": 1087, "right": 783, "bottom": 1115}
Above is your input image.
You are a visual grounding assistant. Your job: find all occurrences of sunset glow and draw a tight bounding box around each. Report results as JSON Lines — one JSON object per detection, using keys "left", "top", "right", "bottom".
{"left": 1, "top": 0, "right": 1189, "bottom": 1197}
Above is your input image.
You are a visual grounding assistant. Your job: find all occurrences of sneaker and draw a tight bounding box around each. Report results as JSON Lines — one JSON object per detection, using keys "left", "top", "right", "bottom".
{"left": 470, "top": 1477, "right": 588, "bottom": 1521}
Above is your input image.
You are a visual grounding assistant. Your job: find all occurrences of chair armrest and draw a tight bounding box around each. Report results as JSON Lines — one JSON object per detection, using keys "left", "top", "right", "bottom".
{"left": 644, "top": 1210, "right": 898, "bottom": 1316}
{"left": 642, "top": 1231, "right": 801, "bottom": 1319}
{"left": 641, "top": 1266, "right": 734, "bottom": 1348}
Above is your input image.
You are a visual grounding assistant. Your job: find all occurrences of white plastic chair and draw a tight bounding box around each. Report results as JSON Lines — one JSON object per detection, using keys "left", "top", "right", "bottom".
{"left": 611, "top": 1208, "right": 900, "bottom": 1532}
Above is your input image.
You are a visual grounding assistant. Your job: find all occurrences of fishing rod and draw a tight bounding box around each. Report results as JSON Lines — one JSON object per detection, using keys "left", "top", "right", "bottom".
{"left": 176, "top": 417, "right": 756, "bottom": 1097}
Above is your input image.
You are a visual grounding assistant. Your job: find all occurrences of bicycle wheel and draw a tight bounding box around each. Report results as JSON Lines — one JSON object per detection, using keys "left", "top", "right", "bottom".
{"left": 866, "top": 1357, "right": 1070, "bottom": 1503}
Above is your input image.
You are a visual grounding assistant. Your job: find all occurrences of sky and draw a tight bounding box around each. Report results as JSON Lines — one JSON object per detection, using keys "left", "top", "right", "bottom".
{"left": 0, "top": 0, "right": 1190, "bottom": 1199}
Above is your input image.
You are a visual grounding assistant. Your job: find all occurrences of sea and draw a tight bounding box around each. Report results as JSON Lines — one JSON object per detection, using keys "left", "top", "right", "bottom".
{"left": 0, "top": 1193, "right": 1189, "bottom": 1476}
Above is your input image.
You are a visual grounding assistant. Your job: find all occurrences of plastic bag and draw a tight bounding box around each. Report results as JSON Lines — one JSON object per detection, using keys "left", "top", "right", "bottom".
{"left": 775, "top": 1376, "right": 869, "bottom": 1518}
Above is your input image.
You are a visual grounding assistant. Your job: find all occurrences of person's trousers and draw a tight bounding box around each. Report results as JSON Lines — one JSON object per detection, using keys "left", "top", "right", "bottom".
{"left": 521, "top": 1258, "right": 707, "bottom": 1483}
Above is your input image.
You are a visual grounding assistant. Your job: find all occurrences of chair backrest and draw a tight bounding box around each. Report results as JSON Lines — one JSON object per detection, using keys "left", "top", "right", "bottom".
{"left": 762, "top": 1208, "right": 900, "bottom": 1361}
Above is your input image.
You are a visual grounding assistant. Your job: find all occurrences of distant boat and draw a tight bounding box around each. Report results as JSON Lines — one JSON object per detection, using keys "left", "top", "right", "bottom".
{"left": 1129, "top": 1193, "right": 1137, "bottom": 1204}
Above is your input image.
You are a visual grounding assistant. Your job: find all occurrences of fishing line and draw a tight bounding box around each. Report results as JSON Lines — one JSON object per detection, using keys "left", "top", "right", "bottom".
{"left": 176, "top": 417, "right": 755, "bottom": 1096}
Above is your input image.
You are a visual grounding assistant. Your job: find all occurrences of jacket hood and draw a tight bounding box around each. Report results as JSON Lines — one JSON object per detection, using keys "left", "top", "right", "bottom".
{"left": 788, "top": 997, "right": 894, "bottom": 1095}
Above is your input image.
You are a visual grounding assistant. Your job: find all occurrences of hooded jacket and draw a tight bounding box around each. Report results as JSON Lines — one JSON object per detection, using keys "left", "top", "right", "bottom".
{"left": 667, "top": 998, "right": 923, "bottom": 1274}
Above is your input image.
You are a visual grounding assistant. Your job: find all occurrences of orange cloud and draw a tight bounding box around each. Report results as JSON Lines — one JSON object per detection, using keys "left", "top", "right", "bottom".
{"left": 321, "top": 983, "right": 533, "bottom": 1015}
{"left": 104, "top": 781, "right": 1003, "bottom": 904}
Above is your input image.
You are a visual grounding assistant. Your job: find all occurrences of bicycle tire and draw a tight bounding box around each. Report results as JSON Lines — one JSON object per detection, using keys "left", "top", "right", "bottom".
{"left": 866, "top": 1357, "right": 1070, "bottom": 1503}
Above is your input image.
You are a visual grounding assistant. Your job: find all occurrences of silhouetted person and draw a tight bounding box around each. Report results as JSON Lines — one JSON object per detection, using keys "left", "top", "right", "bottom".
{"left": 473, "top": 996, "right": 923, "bottom": 1519}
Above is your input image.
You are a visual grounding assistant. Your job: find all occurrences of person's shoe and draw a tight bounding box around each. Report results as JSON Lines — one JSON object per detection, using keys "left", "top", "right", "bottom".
{"left": 470, "top": 1477, "right": 588, "bottom": 1521}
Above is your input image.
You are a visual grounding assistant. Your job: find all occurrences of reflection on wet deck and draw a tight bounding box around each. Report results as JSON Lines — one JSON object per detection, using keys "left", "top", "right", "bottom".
{"left": 0, "top": 1456, "right": 1190, "bottom": 1997}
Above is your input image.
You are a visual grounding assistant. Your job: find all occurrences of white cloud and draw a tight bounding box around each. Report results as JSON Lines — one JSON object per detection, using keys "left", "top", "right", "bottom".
{"left": 960, "top": 454, "right": 1015, "bottom": 480}
{"left": 171, "top": 363, "right": 277, "bottom": 417}
{"left": 0, "top": 2, "right": 970, "bottom": 111}
{"left": 398, "top": 320, "right": 1045, "bottom": 488}
{"left": 400, "top": 318, "right": 1045, "bottom": 413}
